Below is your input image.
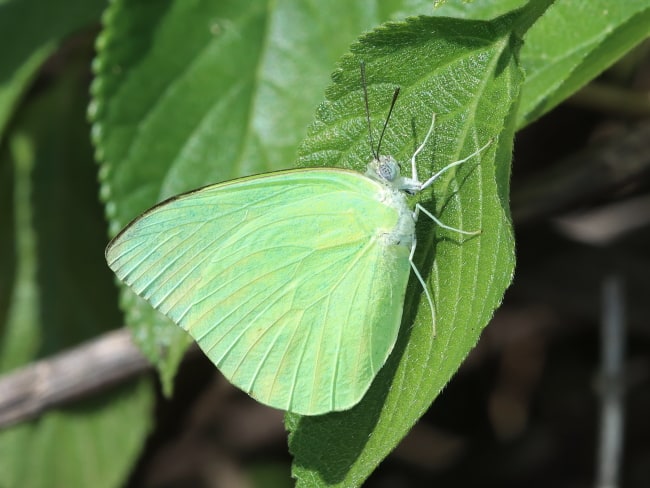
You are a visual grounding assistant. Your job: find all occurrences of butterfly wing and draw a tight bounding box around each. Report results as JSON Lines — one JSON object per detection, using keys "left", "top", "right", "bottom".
{"left": 106, "top": 168, "right": 411, "bottom": 415}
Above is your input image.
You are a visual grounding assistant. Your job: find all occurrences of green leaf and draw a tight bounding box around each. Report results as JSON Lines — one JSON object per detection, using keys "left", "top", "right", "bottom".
{"left": 432, "top": 0, "right": 529, "bottom": 20}
{"left": 287, "top": 13, "right": 521, "bottom": 486}
{"left": 0, "top": 53, "right": 152, "bottom": 488}
{"left": 0, "top": 382, "right": 151, "bottom": 488}
{"left": 0, "top": 0, "right": 105, "bottom": 140}
{"left": 91, "top": 0, "right": 435, "bottom": 393}
{"left": 518, "top": 0, "right": 650, "bottom": 127}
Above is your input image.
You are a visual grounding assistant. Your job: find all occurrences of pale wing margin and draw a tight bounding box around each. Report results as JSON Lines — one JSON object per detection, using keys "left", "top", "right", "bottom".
{"left": 106, "top": 169, "right": 411, "bottom": 414}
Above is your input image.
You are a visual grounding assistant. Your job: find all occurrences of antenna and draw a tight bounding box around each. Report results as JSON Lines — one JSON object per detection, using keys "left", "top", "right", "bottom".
{"left": 377, "top": 87, "right": 400, "bottom": 157}
{"left": 360, "top": 61, "right": 400, "bottom": 159}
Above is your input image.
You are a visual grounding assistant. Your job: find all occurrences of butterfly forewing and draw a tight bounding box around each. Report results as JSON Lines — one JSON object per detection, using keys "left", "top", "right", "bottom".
{"left": 106, "top": 169, "right": 411, "bottom": 415}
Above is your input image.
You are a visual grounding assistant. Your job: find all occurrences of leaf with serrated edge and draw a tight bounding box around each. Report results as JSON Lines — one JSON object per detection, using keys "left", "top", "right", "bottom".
{"left": 288, "top": 14, "right": 520, "bottom": 487}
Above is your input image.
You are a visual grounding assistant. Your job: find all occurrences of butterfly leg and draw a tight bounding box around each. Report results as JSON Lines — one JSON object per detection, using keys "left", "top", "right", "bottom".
{"left": 407, "top": 233, "right": 437, "bottom": 336}
{"left": 420, "top": 138, "right": 492, "bottom": 191}
{"left": 410, "top": 112, "right": 437, "bottom": 183}
{"left": 415, "top": 203, "right": 480, "bottom": 236}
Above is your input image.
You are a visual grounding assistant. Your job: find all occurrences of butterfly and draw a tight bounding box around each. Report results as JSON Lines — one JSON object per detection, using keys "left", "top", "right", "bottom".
{"left": 106, "top": 64, "right": 489, "bottom": 415}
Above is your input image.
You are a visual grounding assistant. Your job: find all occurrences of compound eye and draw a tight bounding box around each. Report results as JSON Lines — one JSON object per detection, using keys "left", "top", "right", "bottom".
{"left": 377, "top": 156, "right": 399, "bottom": 182}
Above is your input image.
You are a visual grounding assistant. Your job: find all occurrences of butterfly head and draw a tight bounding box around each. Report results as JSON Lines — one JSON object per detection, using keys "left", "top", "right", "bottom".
{"left": 365, "top": 154, "right": 402, "bottom": 188}
{"left": 365, "top": 154, "right": 421, "bottom": 195}
{"left": 367, "top": 155, "right": 399, "bottom": 180}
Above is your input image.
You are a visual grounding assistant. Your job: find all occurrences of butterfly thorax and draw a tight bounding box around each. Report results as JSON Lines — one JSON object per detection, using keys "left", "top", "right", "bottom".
{"left": 365, "top": 156, "right": 416, "bottom": 248}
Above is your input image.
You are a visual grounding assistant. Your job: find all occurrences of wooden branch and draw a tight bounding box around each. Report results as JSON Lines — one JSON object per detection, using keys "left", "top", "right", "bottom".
{"left": 0, "top": 329, "right": 151, "bottom": 428}
{"left": 570, "top": 82, "right": 650, "bottom": 118}
{"left": 512, "top": 120, "right": 650, "bottom": 224}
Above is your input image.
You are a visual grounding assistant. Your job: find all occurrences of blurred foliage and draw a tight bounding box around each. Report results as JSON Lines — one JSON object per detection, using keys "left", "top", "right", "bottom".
{"left": 0, "top": 0, "right": 648, "bottom": 486}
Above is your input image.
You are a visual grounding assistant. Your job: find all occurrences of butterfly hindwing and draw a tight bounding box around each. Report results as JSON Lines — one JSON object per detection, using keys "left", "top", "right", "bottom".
{"left": 107, "top": 168, "right": 411, "bottom": 414}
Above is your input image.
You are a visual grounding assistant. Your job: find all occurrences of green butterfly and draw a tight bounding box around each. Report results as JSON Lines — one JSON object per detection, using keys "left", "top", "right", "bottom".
{"left": 106, "top": 66, "right": 489, "bottom": 415}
